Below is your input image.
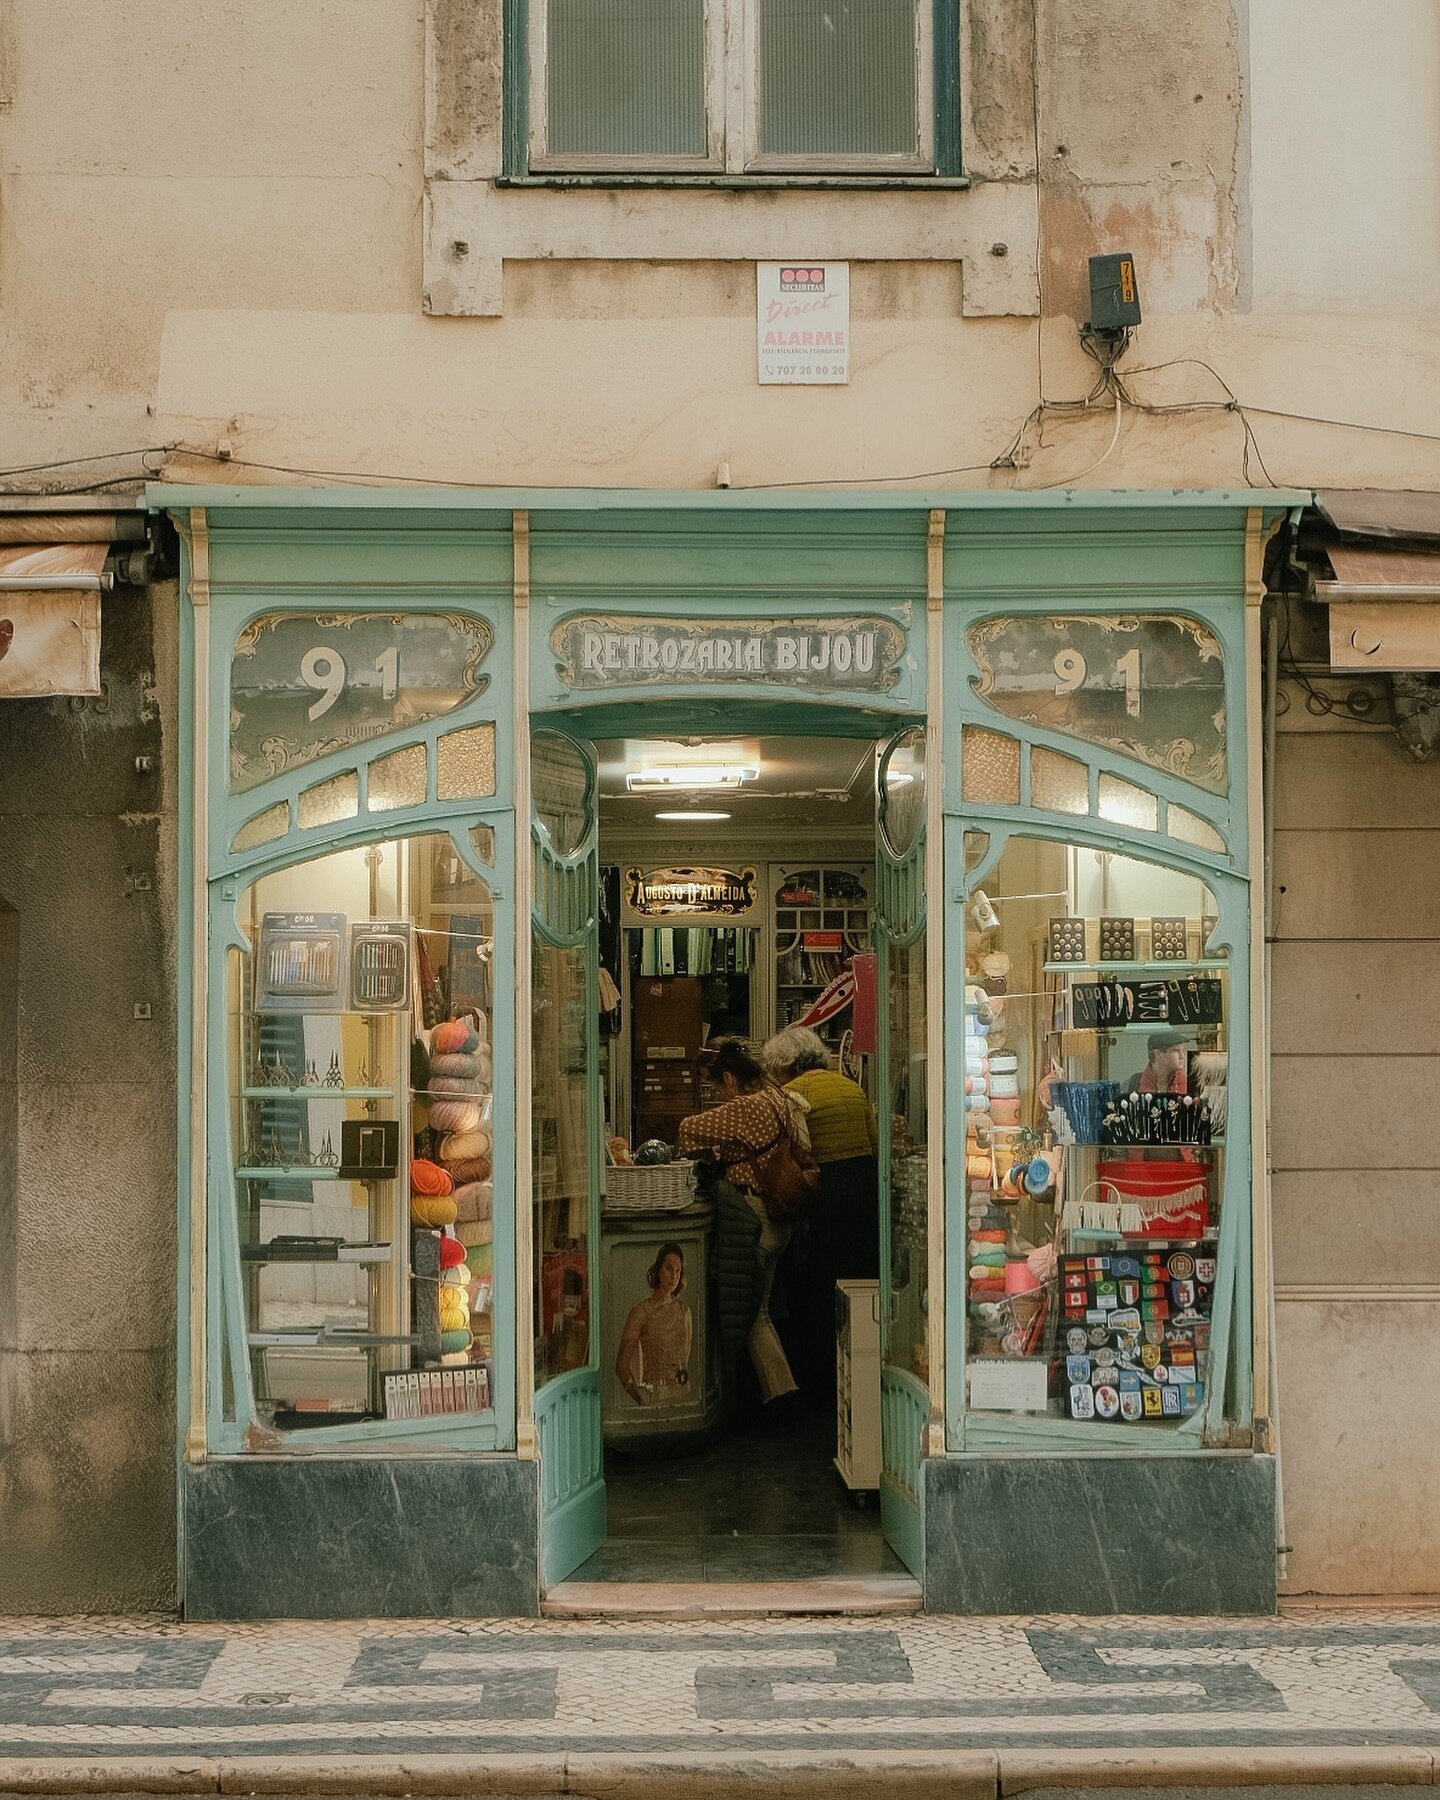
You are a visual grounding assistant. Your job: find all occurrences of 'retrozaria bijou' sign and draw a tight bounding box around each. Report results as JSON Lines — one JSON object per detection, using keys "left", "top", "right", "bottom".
{"left": 551, "top": 614, "right": 906, "bottom": 693}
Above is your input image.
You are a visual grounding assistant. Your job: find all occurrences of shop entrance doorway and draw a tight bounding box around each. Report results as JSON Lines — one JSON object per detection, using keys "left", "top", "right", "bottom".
{"left": 529, "top": 716, "right": 931, "bottom": 1609}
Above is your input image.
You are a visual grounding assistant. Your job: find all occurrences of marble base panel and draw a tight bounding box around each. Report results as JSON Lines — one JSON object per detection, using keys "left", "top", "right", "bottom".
{"left": 183, "top": 1455, "right": 539, "bottom": 1619}
{"left": 922, "top": 1452, "right": 1277, "bottom": 1616}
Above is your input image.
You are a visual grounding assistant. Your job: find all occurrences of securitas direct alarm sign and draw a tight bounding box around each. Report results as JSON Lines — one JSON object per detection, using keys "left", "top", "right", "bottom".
{"left": 756, "top": 262, "right": 849, "bottom": 386}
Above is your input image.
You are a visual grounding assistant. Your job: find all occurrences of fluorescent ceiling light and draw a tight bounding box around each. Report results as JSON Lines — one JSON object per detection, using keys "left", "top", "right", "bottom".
{"left": 627, "top": 761, "right": 760, "bottom": 792}
{"left": 655, "top": 809, "right": 731, "bottom": 821}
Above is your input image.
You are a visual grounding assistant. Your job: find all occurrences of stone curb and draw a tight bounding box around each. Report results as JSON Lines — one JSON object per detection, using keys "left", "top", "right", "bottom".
{"left": 0, "top": 1748, "right": 1436, "bottom": 1797}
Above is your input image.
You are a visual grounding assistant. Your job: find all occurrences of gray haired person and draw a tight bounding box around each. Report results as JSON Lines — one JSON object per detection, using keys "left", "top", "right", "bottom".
{"left": 761, "top": 1025, "right": 879, "bottom": 1400}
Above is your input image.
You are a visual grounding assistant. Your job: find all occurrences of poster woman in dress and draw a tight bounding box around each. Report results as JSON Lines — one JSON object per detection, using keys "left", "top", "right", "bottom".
{"left": 615, "top": 1243, "right": 693, "bottom": 1406}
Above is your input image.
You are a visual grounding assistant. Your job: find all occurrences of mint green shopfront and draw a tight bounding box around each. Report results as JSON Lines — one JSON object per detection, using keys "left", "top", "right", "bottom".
{"left": 163, "top": 486, "right": 1289, "bottom": 1619}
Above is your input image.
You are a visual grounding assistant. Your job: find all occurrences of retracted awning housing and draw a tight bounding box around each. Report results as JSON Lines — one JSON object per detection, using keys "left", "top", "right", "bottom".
{"left": 0, "top": 503, "right": 152, "bottom": 699}
{"left": 1304, "top": 489, "right": 1440, "bottom": 761}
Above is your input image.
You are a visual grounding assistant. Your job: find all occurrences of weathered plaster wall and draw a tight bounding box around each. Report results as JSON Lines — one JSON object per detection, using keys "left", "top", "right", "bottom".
{"left": 0, "top": 579, "right": 178, "bottom": 1612}
{"left": 1269, "top": 601, "right": 1440, "bottom": 1596}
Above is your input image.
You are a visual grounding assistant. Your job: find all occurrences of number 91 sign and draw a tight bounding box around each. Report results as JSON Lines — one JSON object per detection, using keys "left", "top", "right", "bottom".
{"left": 300, "top": 645, "right": 400, "bottom": 720}
{"left": 229, "top": 610, "right": 494, "bottom": 794}
{"left": 965, "top": 613, "right": 1227, "bottom": 796}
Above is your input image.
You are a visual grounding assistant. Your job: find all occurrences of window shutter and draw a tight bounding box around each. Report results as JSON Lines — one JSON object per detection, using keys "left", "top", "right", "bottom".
{"left": 546, "top": 0, "right": 707, "bottom": 157}
{"left": 758, "top": 0, "right": 919, "bottom": 157}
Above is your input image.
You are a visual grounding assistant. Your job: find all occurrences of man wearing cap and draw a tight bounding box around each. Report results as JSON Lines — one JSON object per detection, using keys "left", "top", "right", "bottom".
{"left": 1127, "top": 1030, "right": 1190, "bottom": 1095}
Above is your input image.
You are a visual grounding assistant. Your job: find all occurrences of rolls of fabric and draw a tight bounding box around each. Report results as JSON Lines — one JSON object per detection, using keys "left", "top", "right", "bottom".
{"left": 410, "top": 1158, "right": 453, "bottom": 1196}
{"left": 429, "top": 1099, "right": 482, "bottom": 1134}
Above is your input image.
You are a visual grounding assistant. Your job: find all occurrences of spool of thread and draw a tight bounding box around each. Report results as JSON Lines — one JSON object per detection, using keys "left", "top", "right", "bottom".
{"left": 453, "top": 1180, "right": 493, "bottom": 1223}
{"left": 439, "top": 1234, "right": 467, "bottom": 1269}
{"left": 410, "top": 1158, "right": 453, "bottom": 1197}
{"left": 1004, "top": 1259, "right": 1042, "bottom": 1296}
{"left": 433, "top": 1020, "right": 479, "bottom": 1054}
{"left": 430, "top": 1052, "right": 481, "bottom": 1080}
{"left": 410, "top": 1193, "right": 458, "bottom": 1228}
{"left": 446, "top": 1154, "right": 492, "bottom": 1185}
{"left": 429, "top": 1099, "right": 482, "bottom": 1134}
{"left": 440, "top": 1128, "right": 492, "bottom": 1163}
{"left": 440, "top": 1327, "right": 472, "bottom": 1355}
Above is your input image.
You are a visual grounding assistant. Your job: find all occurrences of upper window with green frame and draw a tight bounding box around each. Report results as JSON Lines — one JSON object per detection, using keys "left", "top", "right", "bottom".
{"left": 521, "top": 0, "right": 960, "bottom": 175}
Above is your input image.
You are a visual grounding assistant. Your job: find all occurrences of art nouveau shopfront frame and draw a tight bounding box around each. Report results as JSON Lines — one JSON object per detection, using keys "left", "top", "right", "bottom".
{"left": 164, "top": 486, "right": 1289, "bottom": 1618}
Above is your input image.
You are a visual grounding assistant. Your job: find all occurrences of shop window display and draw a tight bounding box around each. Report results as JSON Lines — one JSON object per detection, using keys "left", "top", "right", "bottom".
{"left": 225, "top": 829, "right": 498, "bottom": 1429}
{"left": 962, "top": 837, "right": 1227, "bottom": 1429}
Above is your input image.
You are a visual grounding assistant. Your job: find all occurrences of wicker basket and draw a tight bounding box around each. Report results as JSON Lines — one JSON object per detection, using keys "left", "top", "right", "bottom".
{"left": 603, "top": 1160, "right": 698, "bottom": 1214}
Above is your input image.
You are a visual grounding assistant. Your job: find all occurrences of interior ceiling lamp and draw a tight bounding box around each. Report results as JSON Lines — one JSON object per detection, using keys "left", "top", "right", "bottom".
{"left": 627, "top": 761, "right": 760, "bottom": 792}
{"left": 655, "top": 810, "right": 732, "bottom": 821}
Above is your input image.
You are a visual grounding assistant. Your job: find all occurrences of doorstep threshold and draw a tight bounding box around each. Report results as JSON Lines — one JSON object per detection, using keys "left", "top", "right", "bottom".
{"left": 543, "top": 1576, "right": 922, "bottom": 1617}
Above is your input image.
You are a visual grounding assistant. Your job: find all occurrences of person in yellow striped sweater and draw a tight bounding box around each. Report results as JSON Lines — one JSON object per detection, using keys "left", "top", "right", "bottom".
{"left": 761, "top": 1027, "right": 880, "bottom": 1400}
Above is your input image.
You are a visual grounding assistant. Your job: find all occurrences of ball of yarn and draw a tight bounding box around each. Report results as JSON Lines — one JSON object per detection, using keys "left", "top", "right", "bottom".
{"left": 447, "top": 1155, "right": 492, "bottom": 1186}
{"left": 429, "top": 1099, "right": 482, "bottom": 1134}
{"left": 459, "top": 1218, "right": 494, "bottom": 1249}
{"left": 440, "top": 1349, "right": 471, "bottom": 1367}
{"left": 440, "top": 1128, "right": 491, "bottom": 1163}
{"left": 430, "top": 1052, "right": 480, "bottom": 1080}
{"left": 440, "top": 1327, "right": 472, "bottom": 1355}
{"left": 440, "top": 1295, "right": 469, "bottom": 1331}
{"left": 410, "top": 1193, "right": 458, "bottom": 1228}
{"left": 433, "top": 1019, "right": 474, "bottom": 1054}
{"left": 439, "top": 1234, "right": 466, "bottom": 1269}
{"left": 410, "top": 1158, "right": 453, "bottom": 1197}
{"left": 454, "top": 1180, "right": 492, "bottom": 1223}
{"left": 429, "top": 1075, "right": 481, "bottom": 1098}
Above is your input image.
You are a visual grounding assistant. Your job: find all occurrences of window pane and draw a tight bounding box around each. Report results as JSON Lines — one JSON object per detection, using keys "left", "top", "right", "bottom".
{"left": 759, "top": 0, "right": 918, "bottom": 157}
{"left": 886, "top": 934, "right": 928, "bottom": 1380}
{"left": 963, "top": 835, "right": 1228, "bottom": 1431}
{"left": 534, "top": 937, "right": 593, "bottom": 1386}
{"left": 226, "top": 833, "right": 497, "bottom": 1435}
{"left": 547, "top": 0, "right": 706, "bottom": 158}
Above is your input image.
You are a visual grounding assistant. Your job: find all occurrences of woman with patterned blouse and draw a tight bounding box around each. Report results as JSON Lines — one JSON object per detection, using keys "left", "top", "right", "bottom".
{"left": 678, "top": 1039, "right": 799, "bottom": 1405}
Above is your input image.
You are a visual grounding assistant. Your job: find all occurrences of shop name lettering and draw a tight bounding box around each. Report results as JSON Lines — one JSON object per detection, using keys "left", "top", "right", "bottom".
{"left": 626, "top": 866, "right": 758, "bottom": 916}
{"left": 554, "top": 617, "right": 904, "bottom": 691}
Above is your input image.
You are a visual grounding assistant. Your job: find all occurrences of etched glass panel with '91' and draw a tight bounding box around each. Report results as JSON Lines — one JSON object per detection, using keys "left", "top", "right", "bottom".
{"left": 966, "top": 614, "right": 1226, "bottom": 795}
{"left": 229, "top": 612, "right": 493, "bottom": 794}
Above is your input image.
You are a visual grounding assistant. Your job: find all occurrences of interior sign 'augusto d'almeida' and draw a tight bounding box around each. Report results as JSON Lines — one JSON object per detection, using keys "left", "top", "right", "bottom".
{"left": 756, "top": 263, "right": 850, "bottom": 385}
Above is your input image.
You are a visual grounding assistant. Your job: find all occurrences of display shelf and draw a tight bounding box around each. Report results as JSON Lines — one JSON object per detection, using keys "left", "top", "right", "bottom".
{"left": 241, "top": 1086, "right": 393, "bottom": 1100}
{"left": 1065, "top": 1023, "right": 1228, "bottom": 1034}
{"left": 1058, "top": 1138, "right": 1225, "bottom": 1149}
{"left": 241, "top": 1241, "right": 393, "bottom": 1264}
{"left": 248, "top": 1329, "right": 418, "bottom": 1347}
{"left": 1042, "top": 959, "right": 1227, "bottom": 974}
{"left": 235, "top": 1165, "right": 344, "bottom": 1181}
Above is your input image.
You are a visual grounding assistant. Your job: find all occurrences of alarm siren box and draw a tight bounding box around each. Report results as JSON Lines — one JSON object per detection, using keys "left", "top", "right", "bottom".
{"left": 1089, "top": 252, "right": 1141, "bottom": 330}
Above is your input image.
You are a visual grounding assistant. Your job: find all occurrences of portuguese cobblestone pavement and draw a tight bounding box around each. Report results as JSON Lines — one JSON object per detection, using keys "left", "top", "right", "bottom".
{"left": 0, "top": 1610, "right": 1438, "bottom": 1756}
